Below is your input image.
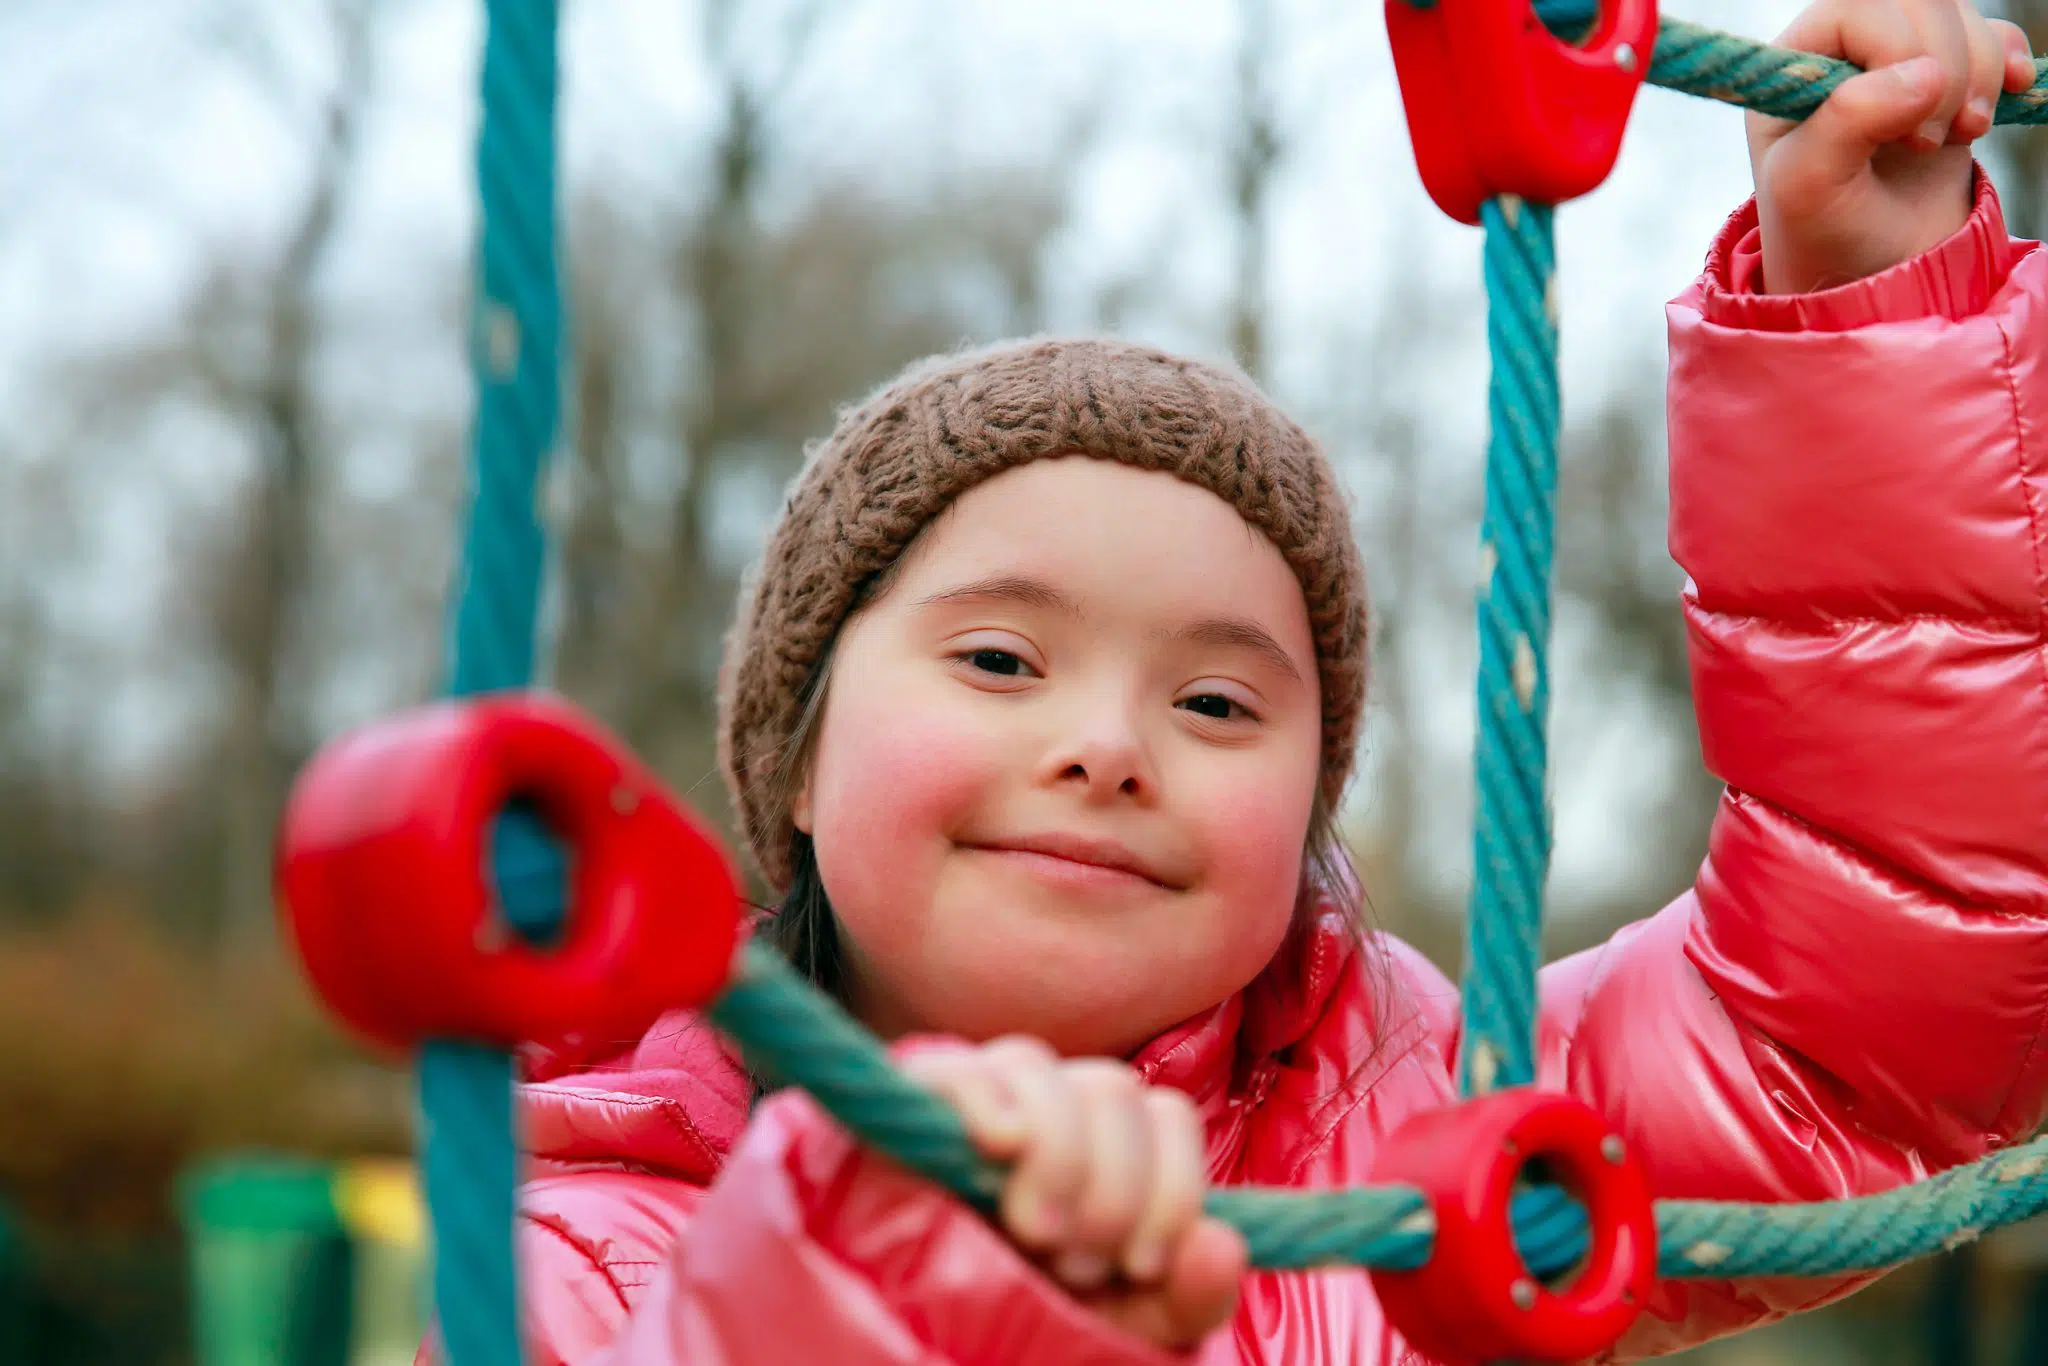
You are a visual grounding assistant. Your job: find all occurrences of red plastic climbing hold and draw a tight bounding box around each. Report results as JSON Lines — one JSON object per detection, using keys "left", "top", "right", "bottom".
{"left": 276, "top": 693, "right": 742, "bottom": 1054}
{"left": 1368, "top": 1088, "right": 1655, "bottom": 1364}
{"left": 1386, "top": 0, "right": 1657, "bottom": 225}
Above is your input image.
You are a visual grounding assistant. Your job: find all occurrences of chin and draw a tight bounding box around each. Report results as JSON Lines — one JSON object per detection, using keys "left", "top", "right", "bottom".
{"left": 842, "top": 862, "right": 1293, "bottom": 1058}
{"left": 912, "top": 926, "right": 1225, "bottom": 1058}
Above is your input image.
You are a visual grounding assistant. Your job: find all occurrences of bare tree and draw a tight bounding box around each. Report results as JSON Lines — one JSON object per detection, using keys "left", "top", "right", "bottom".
{"left": 204, "top": 0, "right": 376, "bottom": 950}
{"left": 24, "top": 3, "right": 379, "bottom": 946}
{"left": 1228, "top": 0, "right": 1284, "bottom": 380}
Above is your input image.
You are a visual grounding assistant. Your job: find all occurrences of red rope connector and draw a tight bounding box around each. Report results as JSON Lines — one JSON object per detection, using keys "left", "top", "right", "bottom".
{"left": 1386, "top": 0, "right": 1657, "bottom": 224}
{"left": 276, "top": 693, "right": 741, "bottom": 1054}
{"left": 1369, "top": 1088, "right": 1655, "bottom": 1364}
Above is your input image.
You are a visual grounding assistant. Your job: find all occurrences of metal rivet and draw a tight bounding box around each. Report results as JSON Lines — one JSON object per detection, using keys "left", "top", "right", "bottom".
{"left": 1511, "top": 1278, "right": 1539, "bottom": 1311}
{"left": 1602, "top": 1134, "right": 1627, "bottom": 1165}
{"left": 611, "top": 784, "right": 640, "bottom": 816}
{"left": 1615, "top": 42, "right": 1637, "bottom": 72}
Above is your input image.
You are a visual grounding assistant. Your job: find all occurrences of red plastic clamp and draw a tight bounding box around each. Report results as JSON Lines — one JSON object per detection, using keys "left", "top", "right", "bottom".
{"left": 1386, "top": 0, "right": 1657, "bottom": 225}
{"left": 275, "top": 693, "right": 742, "bottom": 1054}
{"left": 1369, "top": 1088, "right": 1655, "bottom": 1364}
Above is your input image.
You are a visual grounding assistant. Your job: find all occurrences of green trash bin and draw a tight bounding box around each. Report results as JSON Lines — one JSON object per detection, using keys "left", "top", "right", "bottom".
{"left": 0, "top": 1195, "right": 26, "bottom": 1364}
{"left": 177, "top": 1156, "right": 355, "bottom": 1366}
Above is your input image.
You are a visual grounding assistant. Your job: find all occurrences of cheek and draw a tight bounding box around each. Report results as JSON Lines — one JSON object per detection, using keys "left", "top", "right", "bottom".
{"left": 806, "top": 673, "right": 1002, "bottom": 938}
{"left": 1180, "top": 754, "right": 1318, "bottom": 920}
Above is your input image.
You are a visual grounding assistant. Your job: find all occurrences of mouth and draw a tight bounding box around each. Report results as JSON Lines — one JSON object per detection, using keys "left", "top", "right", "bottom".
{"left": 962, "top": 832, "right": 1184, "bottom": 891}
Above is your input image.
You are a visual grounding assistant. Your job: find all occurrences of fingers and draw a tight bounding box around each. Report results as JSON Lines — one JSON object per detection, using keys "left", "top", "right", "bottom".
{"left": 1947, "top": 3, "right": 2009, "bottom": 141}
{"left": 901, "top": 1042, "right": 1028, "bottom": 1157}
{"left": 1054, "top": 1061, "right": 1152, "bottom": 1288}
{"left": 909, "top": 1038, "right": 1229, "bottom": 1340}
{"left": 1992, "top": 19, "right": 2038, "bottom": 95}
{"left": 1158, "top": 1219, "right": 1249, "bottom": 1346}
{"left": 988, "top": 1037, "right": 1089, "bottom": 1248}
{"left": 1896, "top": 0, "right": 1974, "bottom": 148}
{"left": 1120, "top": 1087, "right": 1207, "bottom": 1284}
{"left": 1764, "top": 1, "right": 2020, "bottom": 163}
{"left": 1095, "top": 1218, "right": 1249, "bottom": 1351}
{"left": 1785, "top": 54, "right": 1946, "bottom": 202}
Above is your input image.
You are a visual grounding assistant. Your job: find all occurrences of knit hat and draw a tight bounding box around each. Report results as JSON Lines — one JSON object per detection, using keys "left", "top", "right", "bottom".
{"left": 718, "top": 337, "right": 1368, "bottom": 892}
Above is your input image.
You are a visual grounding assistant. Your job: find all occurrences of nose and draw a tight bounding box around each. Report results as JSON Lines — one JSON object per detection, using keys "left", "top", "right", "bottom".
{"left": 1040, "top": 691, "right": 1157, "bottom": 805}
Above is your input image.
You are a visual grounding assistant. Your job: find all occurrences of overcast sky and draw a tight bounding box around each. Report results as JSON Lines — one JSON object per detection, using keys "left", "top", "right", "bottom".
{"left": 0, "top": 0, "right": 1810, "bottom": 914}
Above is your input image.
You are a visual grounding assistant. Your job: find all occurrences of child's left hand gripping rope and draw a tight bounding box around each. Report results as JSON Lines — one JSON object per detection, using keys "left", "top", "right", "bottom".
{"left": 276, "top": 690, "right": 1662, "bottom": 1366}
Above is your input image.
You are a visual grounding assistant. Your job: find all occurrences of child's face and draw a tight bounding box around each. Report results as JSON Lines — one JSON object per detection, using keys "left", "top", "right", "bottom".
{"left": 794, "top": 455, "right": 1324, "bottom": 1058}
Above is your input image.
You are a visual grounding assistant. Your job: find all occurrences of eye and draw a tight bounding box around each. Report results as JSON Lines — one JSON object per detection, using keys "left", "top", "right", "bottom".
{"left": 963, "top": 648, "right": 1031, "bottom": 678}
{"left": 1177, "top": 693, "right": 1240, "bottom": 721}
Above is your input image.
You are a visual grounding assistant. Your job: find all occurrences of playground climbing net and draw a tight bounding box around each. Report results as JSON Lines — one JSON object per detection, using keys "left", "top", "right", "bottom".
{"left": 270, "top": 4, "right": 2048, "bottom": 1365}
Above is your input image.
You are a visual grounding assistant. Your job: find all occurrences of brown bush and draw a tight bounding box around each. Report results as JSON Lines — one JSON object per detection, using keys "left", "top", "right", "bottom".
{"left": 0, "top": 897, "right": 409, "bottom": 1232}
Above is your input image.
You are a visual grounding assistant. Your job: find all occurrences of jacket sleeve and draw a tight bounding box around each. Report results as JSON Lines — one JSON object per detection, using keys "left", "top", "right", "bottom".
{"left": 1536, "top": 167, "right": 2048, "bottom": 1361}
{"left": 485, "top": 1090, "right": 1197, "bottom": 1366}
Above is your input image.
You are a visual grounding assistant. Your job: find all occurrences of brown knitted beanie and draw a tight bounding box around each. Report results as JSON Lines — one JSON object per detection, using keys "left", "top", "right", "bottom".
{"left": 718, "top": 337, "right": 1368, "bottom": 892}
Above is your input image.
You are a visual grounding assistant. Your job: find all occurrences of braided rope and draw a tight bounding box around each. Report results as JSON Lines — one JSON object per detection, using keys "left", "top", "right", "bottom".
{"left": 1652, "top": 18, "right": 2048, "bottom": 124}
{"left": 422, "top": 1, "right": 563, "bottom": 1363}
{"left": 1459, "top": 193, "right": 1556, "bottom": 1099}
{"left": 1452, "top": 9, "right": 2048, "bottom": 1109}
{"left": 717, "top": 942, "right": 2048, "bottom": 1276}
{"left": 406, "top": 1, "right": 2048, "bottom": 1357}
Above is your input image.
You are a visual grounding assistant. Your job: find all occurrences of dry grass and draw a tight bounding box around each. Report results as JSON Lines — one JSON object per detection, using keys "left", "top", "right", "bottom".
{"left": 0, "top": 899, "right": 409, "bottom": 1231}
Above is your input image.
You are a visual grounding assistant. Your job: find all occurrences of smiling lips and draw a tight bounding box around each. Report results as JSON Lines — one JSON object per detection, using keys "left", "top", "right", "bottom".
{"left": 966, "top": 831, "right": 1183, "bottom": 890}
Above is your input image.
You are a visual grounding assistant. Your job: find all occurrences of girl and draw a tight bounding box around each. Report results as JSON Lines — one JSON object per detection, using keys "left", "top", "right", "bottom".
{"left": 492, "top": 1, "right": 2048, "bottom": 1361}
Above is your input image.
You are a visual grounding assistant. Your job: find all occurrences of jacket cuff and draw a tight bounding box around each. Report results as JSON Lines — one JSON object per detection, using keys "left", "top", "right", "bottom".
{"left": 1696, "top": 164, "right": 2015, "bottom": 331}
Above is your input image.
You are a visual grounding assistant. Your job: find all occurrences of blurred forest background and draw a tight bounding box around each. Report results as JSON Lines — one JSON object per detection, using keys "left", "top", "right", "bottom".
{"left": 3, "top": 0, "right": 2048, "bottom": 1361}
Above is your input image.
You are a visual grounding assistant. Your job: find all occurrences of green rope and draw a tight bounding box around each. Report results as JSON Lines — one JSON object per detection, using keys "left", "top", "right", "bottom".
{"left": 1651, "top": 18, "right": 2048, "bottom": 125}
{"left": 715, "top": 942, "right": 2048, "bottom": 1277}
{"left": 1457, "top": 193, "right": 1556, "bottom": 1099}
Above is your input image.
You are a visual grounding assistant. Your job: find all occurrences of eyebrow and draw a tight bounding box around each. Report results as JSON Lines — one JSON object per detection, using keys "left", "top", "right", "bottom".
{"left": 1162, "top": 617, "right": 1304, "bottom": 684}
{"left": 913, "top": 574, "right": 1082, "bottom": 616}
{"left": 917, "top": 573, "right": 1304, "bottom": 685}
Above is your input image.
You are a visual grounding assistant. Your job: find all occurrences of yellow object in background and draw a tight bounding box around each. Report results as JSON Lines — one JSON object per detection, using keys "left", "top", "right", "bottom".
{"left": 333, "top": 1159, "right": 423, "bottom": 1251}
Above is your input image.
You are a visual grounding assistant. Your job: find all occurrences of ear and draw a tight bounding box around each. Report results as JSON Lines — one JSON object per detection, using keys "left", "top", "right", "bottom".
{"left": 791, "top": 772, "right": 815, "bottom": 835}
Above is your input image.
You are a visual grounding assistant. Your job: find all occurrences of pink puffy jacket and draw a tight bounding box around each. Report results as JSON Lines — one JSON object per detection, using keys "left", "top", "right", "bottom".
{"left": 468, "top": 174, "right": 2048, "bottom": 1365}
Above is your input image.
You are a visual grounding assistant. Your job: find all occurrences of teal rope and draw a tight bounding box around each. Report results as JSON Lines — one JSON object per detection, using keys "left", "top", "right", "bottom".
{"left": 1458, "top": 195, "right": 1556, "bottom": 1099}
{"left": 715, "top": 941, "right": 2048, "bottom": 1278}
{"left": 421, "top": 1, "right": 565, "bottom": 1364}
{"left": 1450, "top": 1, "right": 2048, "bottom": 1114}
{"left": 1650, "top": 19, "right": 2048, "bottom": 125}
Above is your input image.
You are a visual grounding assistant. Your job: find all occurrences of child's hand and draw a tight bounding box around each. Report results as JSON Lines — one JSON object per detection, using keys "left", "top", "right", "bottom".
{"left": 1748, "top": 0, "right": 2034, "bottom": 294}
{"left": 903, "top": 1037, "right": 1248, "bottom": 1352}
